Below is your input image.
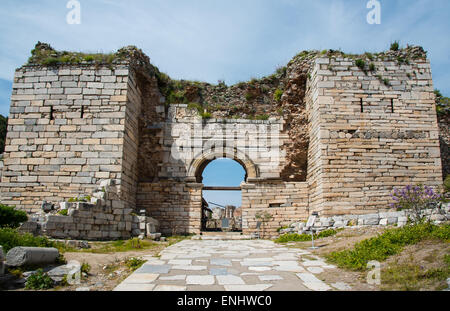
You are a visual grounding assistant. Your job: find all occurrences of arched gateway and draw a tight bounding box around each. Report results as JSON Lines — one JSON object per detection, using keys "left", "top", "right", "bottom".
{"left": 0, "top": 43, "right": 443, "bottom": 240}
{"left": 187, "top": 148, "right": 258, "bottom": 183}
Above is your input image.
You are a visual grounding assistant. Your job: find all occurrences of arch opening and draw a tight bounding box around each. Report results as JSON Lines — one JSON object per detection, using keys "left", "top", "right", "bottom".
{"left": 199, "top": 158, "right": 246, "bottom": 232}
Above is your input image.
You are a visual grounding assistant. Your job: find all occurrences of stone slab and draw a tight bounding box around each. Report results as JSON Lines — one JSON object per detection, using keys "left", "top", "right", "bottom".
{"left": 153, "top": 285, "right": 187, "bottom": 291}
{"left": 172, "top": 265, "right": 207, "bottom": 271}
{"left": 307, "top": 267, "right": 324, "bottom": 274}
{"left": 249, "top": 267, "right": 272, "bottom": 272}
{"left": 114, "top": 283, "right": 156, "bottom": 291}
{"left": 159, "top": 275, "right": 187, "bottom": 281}
{"left": 331, "top": 282, "right": 352, "bottom": 291}
{"left": 135, "top": 265, "right": 171, "bottom": 274}
{"left": 210, "top": 259, "right": 232, "bottom": 267}
{"left": 210, "top": 268, "right": 228, "bottom": 276}
{"left": 122, "top": 273, "right": 159, "bottom": 284}
{"left": 216, "top": 275, "right": 245, "bottom": 285}
{"left": 186, "top": 275, "right": 215, "bottom": 285}
{"left": 258, "top": 275, "right": 283, "bottom": 281}
{"left": 296, "top": 273, "right": 331, "bottom": 291}
{"left": 224, "top": 284, "right": 272, "bottom": 291}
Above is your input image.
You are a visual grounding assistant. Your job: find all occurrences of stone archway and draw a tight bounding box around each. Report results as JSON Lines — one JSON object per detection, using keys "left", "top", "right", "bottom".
{"left": 186, "top": 148, "right": 259, "bottom": 233}
{"left": 186, "top": 147, "right": 259, "bottom": 183}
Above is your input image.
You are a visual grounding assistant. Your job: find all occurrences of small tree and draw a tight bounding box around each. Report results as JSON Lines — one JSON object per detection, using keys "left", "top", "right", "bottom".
{"left": 255, "top": 211, "right": 273, "bottom": 237}
{"left": 390, "top": 185, "right": 444, "bottom": 223}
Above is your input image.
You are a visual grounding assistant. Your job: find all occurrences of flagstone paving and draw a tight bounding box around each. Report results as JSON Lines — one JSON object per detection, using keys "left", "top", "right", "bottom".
{"left": 114, "top": 239, "right": 349, "bottom": 291}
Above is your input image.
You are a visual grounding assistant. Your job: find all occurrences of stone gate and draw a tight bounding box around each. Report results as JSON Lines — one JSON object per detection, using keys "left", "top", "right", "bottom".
{"left": 0, "top": 43, "right": 444, "bottom": 239}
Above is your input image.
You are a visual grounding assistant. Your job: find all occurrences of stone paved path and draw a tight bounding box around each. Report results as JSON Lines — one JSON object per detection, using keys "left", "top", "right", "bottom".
{"left": 114, "top": 239, "right": 348, "bottom": 291}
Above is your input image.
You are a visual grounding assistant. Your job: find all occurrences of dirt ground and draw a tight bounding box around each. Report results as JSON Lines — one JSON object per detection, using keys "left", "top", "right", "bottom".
{"left": 285, "top": 226, "right": 386, "bottom": 291}
{"left": 56, "top": 242, "right": 168, "bottom": 291}
{"left": 380, "top": 240, "right": 450, "bottom": 291}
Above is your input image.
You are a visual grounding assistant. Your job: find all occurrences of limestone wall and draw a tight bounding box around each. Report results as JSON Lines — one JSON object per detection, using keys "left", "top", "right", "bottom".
{"left": 0, "top": 65, "right": 131, "bottom": 213}
{"left": 0, "top": 44, "right": 445, "bottom": 239}
{"left": 160, "top": 105, "right": 287, "bottom": 181}
{"left": 307, "top": 55, "right": 443, "bottom": 216}
{"left": 136, "top": 181, "right": 202, "bottom": 235}
{"left": 241, "top": 181, "right": 309, "bottom": 238}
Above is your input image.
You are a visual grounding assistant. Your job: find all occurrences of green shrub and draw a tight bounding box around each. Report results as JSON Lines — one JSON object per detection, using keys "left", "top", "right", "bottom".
{"left": 255, "top": 114, "right": 269, "bottom": 121}
{"left": 365, "top": 52, "right": 374, "bottom": 61}
{"left": 275, "top": 233, "right": 312, "bottom": 243}
{"left": 390, "top": 41, "right": 400, "bottom": 51}
{"left": 355, "top": 59, "right": 366, "bottom": 70}
{"left": 317, "top": 229, "right": 339, "bottom": 238}
{"left": 274, "top": 89, "right": 283, "bottom": 102}
{"left": 245, "top": 92, "right": 255, "bottom": 101}
{"left": 187, "top": 102, "right": 203, "bottom": 114}
{"left": 0, "top": 205, "right": 28, "bottom": 228}
{"left": 0, "top": 228, "right": 56, "bottom": 253}
{"left": 125, "top": 257, "right": 146, "bottom": 271}
{"left": 25, "top": 269, "right": 54, "bottom": 290}
{"left": 42, "top": 57, "right": 59, "bottom": 66}
{"left": 275, "top": 66, "right": 287, "bottom": 76}
{"left": 369, "top": 63, "right": 376, "bottom": 71}
{"left": 277, "top": 226, "right": 289, "bottom": 233}
{"left": 57, "top": 209, "right": 68, "bottom": 216}
{"left": 81, "top": 262, "right": 91, "bottom": 274}
{"left": 435, "top": 89, "right": 450, "bottom": 116}
{"left": 326, "top": 222, "right": 450, "bottom": 271}
{"left": 275, "top": 229, "right": 339, "bottom": 243}
{"left": 200, "top": 112, "right": 212, "bottom": 119}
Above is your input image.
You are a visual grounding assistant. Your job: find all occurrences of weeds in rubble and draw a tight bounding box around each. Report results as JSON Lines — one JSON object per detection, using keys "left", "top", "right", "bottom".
{"left": 326, "top": 222, "right": 450, "bottom": 271}
{"left": 125, "top": 257, "right": 146, "bottom": 271}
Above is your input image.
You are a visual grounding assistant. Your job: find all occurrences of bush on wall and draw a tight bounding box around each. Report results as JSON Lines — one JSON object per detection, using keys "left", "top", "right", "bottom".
{"left": 0, "top": 204, "right": 28, "bottom": 228}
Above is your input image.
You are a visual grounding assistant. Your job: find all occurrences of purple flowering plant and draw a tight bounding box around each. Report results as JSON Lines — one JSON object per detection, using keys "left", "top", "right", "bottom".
{"left": 390, "top": 184, "right": 444, "bottom": 223}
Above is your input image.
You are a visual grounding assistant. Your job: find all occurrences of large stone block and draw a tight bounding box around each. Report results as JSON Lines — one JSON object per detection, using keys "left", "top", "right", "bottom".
{"left": 6, "top": 247, "right": 60, "bottom": 267}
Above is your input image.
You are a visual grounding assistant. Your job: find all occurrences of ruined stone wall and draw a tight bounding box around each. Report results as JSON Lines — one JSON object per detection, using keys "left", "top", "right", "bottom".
{"left": 160, "top": 105, "right": 286, "bottom": 181}
{"left": 135, "top": 107, "right": 289, "bottom": 235}
{"left": 136, "top": 181, "right": 202, "bottom": 235}
{"left": 307, "top": 54, "right": 443, "bottom": 216}
{"left": 0, "top": 65, "right": 131, "bottom": 212}
{"left": 241, "top": 181, "right": 309, "bottom": 238}
{"left": 0, "top": 43, "right": 445, "bottom": 239}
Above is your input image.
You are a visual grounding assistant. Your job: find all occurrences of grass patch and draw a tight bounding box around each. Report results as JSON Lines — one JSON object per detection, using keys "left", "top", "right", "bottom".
{"left": 57, "top": 209, "right": 68, "bottom": 216}
{"left": 326, "top": 222, "right": 450, "bottom": 271}
{"left": 200, "top": 112, "right": 212, "bottom": 119}
{"left": 27, "top": 42, "right": 127, "bottom": 67}
{"left": 0, "top": 228, "right": 61, "bottom": 253}
{"left": 381, "top": 257, "right": 450, "bottom": 291}
{"left": 74, "top": 238, "right": 159, "bottom": 254}
{"left": 274, "top": 89, "right": 283, "bottom": 102}
{"left": 275, "top": 229, "right": 340, "bottom": 243}
{"left": 125, "top": 257, "right": 146, "bottom": 271}
{"left": 167, "top": 234, "right": 194, "bottom": 246}
{"left": 255, "top": 114, "right": 269, "bottom": 121}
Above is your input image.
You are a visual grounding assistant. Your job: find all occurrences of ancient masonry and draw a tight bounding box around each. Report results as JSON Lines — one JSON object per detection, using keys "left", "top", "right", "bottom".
{"left": 0, "top": 43, "right": 446, "bottom": 239}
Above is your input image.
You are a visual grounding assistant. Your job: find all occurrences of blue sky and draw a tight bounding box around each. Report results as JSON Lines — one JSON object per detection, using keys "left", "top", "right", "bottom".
{"left": 202, "top": 158, "right": 246, "bottom": 208}
{"left": 0, "top": 0, "right": 449, "bottom": 207}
